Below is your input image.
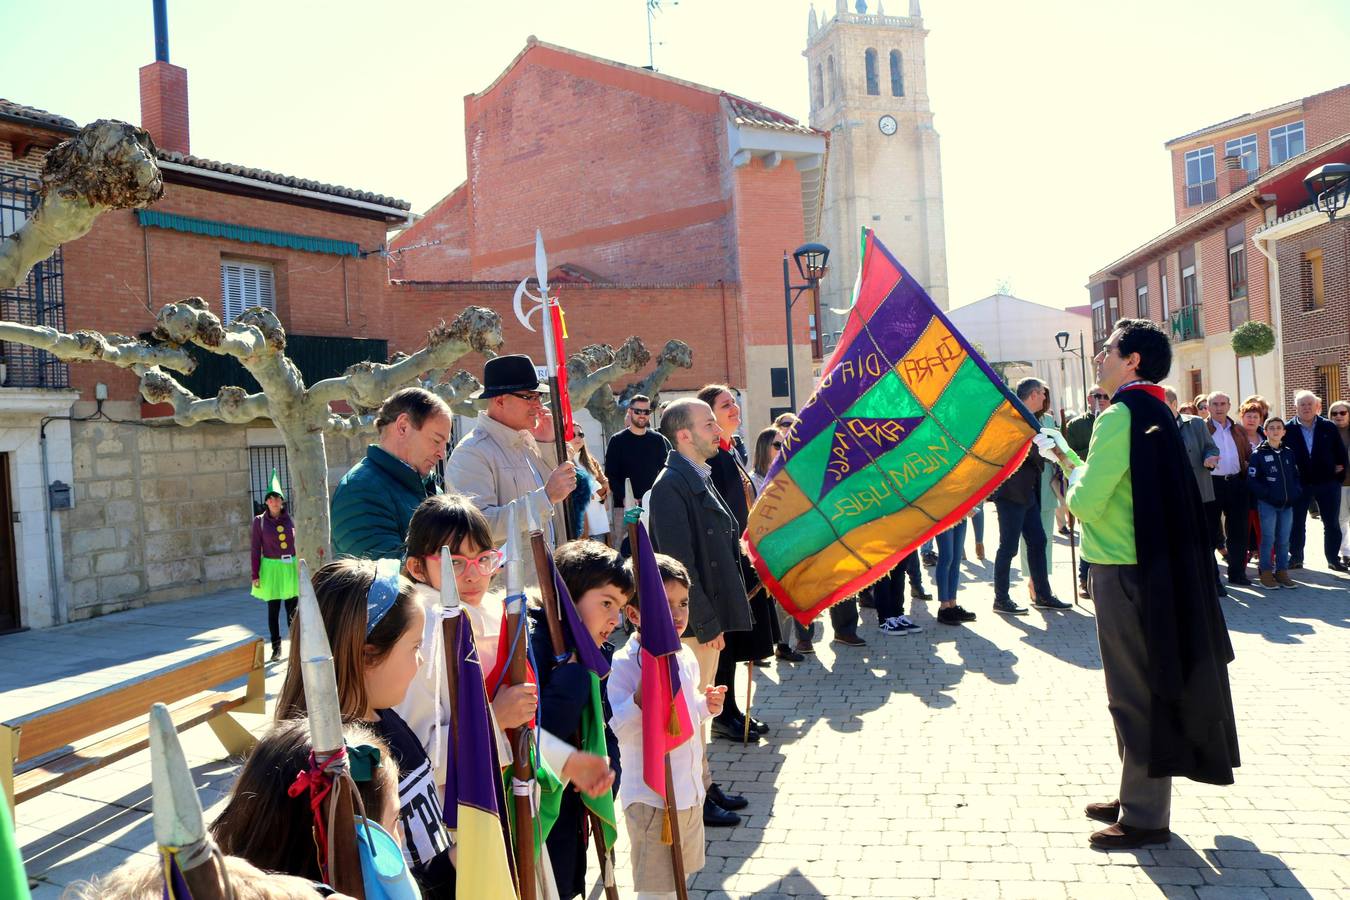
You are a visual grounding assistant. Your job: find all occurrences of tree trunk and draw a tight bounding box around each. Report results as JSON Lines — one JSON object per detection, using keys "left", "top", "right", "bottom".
{"left": 281, "top": 427, "right": 333, "bottom": 566}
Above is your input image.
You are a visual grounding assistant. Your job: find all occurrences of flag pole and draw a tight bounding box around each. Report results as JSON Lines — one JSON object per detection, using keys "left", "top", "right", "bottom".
{"left": 533, "top": 230, "right": 576, "bottom": 541}
{"left": 502, "top": 509, "right": 537, "bottom": 900}
{"left": 625, "top": 496, "right": 689, "bottom": 900}
{"left": 149, "top": 703, "right": 229, "bottom": 900}
{"left": 297, "top": 560, "right": 366, "bottom": 900}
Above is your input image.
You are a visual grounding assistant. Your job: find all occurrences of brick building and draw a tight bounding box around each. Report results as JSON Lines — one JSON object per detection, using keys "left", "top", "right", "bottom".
{"left": 1086, "top": 84, "right": 1350, "bottom": 408}
{"left": 0, "top": 49, "right": 413, "bottom": 629}
{"left": 390, "top": 38, "right": 829, "bottom": 431}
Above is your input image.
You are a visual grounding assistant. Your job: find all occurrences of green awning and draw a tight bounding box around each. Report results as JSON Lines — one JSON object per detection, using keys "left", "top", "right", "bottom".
{"left": 135, "top": 209, "right": 360, "bottom": 257}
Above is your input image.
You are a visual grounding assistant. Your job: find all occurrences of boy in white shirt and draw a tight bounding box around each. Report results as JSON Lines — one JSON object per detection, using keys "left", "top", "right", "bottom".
{"left": 607, "top": 554, "right": 726, "bottom": 900}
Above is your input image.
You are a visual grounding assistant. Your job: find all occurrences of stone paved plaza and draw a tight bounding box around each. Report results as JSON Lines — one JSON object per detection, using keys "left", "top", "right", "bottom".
{"left": 6, "top": 529, "right": 1349, "bottom": 899}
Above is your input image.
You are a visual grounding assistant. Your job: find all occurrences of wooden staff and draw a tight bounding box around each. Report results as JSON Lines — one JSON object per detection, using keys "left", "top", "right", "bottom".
{"left": 626, "top": 511, "right": 689, "bottom": 900}
{"left": 297, "top": 560, "right": 365, "bottom": 899}
{"left": 502, "top": 510, "right": 537, "bottom": 900}
{"left": 149, "top": 704, "right": 230, "bottom": 900}
{"left": 531, "top": 526, "right": 620, "bottom": 900}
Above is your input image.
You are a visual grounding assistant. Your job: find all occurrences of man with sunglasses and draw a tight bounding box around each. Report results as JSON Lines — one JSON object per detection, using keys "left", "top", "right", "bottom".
{"left": 603, "top": 393, "right": 671, "bottom": 549}
{"left": 447, "top": 355, "right": 578, "bottom": 580}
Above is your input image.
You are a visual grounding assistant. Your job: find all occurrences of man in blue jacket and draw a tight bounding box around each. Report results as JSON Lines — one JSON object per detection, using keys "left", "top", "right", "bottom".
{"left": 331, "top": 387, "right": 450, "bottom": 558}
{"left": 1285, "top": 390, "right": 1349, "bottom": 572}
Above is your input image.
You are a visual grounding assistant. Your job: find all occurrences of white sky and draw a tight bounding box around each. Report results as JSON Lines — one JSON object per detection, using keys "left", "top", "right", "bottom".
{"left": 3, "top": 0, "right": 1347, "bottom": 310}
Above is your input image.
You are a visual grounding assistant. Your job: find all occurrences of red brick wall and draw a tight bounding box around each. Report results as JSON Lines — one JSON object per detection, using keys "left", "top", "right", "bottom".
{"left": 731, "top": 156, "right": 812, "bottom": 347}
{"left": 458, "top": 44, "right": 736, "bottom": 285}
{"left": 386, "top": 281, "right": 744, "bottom": 391}
{"left": 389, "top": 184, "right": 471, "bottom": 281}
{"left": 1302, "top": 83, "right": 1350, "bottom": 149}
{"left": 59, "top": 180, "right": 393, "bottom": 401}
{"left": 1277, "top": 221, "right": 1350, "bottom": 411}
{"left": 1198, "top": 228, "right": 1229, "bottom": 336}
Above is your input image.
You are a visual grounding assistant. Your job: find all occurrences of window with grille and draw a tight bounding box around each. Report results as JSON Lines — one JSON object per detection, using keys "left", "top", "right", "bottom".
{"left": 1302, "top": 249, "right": 1324, "bottom": 310}
{"left": 221, "top": 260, "right": 276, "bottom": 324}
{"left": 248, "top": 446, "right": 291, "bottom": 516}
{"left": 1185, "top": 147, "right": 1216, "bottom": 206}
{"left": 1269, "top": 122, "right": 1305, "bottom": 167}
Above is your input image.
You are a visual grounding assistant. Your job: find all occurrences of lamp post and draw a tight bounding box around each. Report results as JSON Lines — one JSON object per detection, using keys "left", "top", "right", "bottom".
{"left": 782, "top": 242, "right": 830, "bottom": 412}
{"left": 1304, "top": 162, "right": 1350, "bottom": 223}
{"left": 1055, "top": 329, "right": 1089, "bottom": 413}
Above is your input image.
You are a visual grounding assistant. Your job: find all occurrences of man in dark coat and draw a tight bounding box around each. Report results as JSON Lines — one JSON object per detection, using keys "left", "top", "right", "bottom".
{"left": 648, "top": 397, "right": 753, "bottom": 828}
{"left": 1285, "top": 390, "right": 1349, "bottom": 571}
{"left": 1037, "top": 318, "right": 1239, "bottom": 849}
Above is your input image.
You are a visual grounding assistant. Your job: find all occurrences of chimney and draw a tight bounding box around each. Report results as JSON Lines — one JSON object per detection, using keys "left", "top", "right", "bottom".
{"left": 1222, "top": 154, "right": 1247, "bottom": 196}
{"left": 139, "top": 0, "right": 189, "bottom": 155}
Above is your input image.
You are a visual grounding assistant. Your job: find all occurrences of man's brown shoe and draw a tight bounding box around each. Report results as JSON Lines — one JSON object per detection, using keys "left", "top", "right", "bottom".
{"left": 1259, "top": 571, "right": 1278, "bottom": 589}
{"left": 1275, "top": 570, "right": 1296, "bottom": 588}
{"left": 1084, "top": 800, "right": 1119, "bottom": 824}
{"left": 1089, "top": 823, "right": 1171, "bottom": 849}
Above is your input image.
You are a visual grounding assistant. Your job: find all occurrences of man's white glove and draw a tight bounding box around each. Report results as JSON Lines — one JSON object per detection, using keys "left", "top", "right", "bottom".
{"left": 1032, "top": 427, "right": 1069, "bottom": 463}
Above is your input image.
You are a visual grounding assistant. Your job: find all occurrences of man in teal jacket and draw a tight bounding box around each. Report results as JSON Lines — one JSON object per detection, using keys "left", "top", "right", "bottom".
{"left": 331, "top": 387, "right": 451, "bottom": 559}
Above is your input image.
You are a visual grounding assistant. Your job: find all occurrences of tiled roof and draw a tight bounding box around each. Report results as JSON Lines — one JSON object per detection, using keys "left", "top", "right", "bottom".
{"left": 1, "top": 98, "right": 409, "bottom": 212}
{"left": 723, "top": 94, "right": 820, "bottom": 136}
{"left": 0, "top": 98, "right": 78, "bottom": 132}
{"left": 158, "top": 151, "right": 410, "bottom": 211}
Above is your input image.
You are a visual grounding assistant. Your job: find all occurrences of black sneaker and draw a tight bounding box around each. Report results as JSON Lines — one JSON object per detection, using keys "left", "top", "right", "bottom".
{"left": 703, "top": 796, "right": 741, "bottom": 827}
{"left": 936, "top": 606, "right": 967, "bottom": 626}
{"left": 775, "top": 643, "right": 805, "bottom": 663}
{"left": 1033, "top": 595, "right": 1072, "bottom": 610}
{"left": 921, "top": 551, "right": 939, "bottom": 567}
{"left": 1330, "top": 561, "right": 1350, "bottom": 573}
{"left": 910, "top": 588, "right": 934, "bottom": 601}
{"left": 993, "top": 597, "right": 1029, "bottom": 615}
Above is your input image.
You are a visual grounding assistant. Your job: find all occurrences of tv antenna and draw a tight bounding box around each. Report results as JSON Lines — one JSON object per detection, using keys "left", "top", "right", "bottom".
{"left": 646, "top": 0, "right": 678, "bottom": 70}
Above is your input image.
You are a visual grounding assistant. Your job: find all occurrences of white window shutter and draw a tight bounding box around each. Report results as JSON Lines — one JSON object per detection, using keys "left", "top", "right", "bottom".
{"left": 220, "top": 261, "right": 275, "bottom": 323}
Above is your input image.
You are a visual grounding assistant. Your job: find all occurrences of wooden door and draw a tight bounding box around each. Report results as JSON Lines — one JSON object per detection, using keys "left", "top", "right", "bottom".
{"left": 0, "top": 454, "right": 20, "bottom": 632}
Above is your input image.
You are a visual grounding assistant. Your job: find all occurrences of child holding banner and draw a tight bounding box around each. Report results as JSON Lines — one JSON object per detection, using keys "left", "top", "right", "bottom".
{"left": 609, "top": 553, "right": 724, "bottom": 899}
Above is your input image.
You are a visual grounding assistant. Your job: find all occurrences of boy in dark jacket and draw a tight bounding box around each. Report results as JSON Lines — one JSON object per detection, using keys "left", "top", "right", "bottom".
{"left": 529, "top": 540, "right": 631, "bottom": 899}
{"left": 1247, "top": 418, "right": 1302, "bottom": 589}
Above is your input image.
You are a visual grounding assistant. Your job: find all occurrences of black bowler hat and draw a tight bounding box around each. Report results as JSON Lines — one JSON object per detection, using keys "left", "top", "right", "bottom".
{"left": 470, "top": 354, "right": 550, "bottom": 400}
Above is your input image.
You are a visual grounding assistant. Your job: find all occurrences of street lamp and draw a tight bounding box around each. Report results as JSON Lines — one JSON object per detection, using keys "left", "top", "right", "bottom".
{"left": 1055, "top": 329, "right": 1089, "bottom": 415}
{"left": 782, "top": 242, "right": 830, "bottom": 411}
{"left": 1304, "top": 163, "right": 1350, "bottom": 223}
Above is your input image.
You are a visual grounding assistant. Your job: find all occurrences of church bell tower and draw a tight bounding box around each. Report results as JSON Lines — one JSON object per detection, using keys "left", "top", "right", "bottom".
{"left": 805, "top": 0, "right": 950, "bottom": 352}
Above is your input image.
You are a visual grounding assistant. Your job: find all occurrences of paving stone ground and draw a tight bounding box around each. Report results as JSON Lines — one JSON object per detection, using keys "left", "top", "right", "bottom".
{"left": 6, "top": 524, "right": 1349, "bottom": 899}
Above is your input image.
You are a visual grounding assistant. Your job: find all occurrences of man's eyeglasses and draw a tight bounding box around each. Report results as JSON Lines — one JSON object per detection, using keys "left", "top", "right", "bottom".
{"left": 630, "top": 408, "right": 651, "bottom": 416}
{"left": 1091, "top": 393, "right": 1109, "bottom": 401}
{"left": 508, "top": 391, "right": 544, "bottom": 404}
{"left": 449, "top": 549, "right": 504, "bottom": 576}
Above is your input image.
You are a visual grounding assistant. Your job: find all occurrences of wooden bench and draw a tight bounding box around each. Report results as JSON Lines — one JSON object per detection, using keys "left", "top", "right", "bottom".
{"left": 1, "top": 636, "right": 265, "bottom": 815}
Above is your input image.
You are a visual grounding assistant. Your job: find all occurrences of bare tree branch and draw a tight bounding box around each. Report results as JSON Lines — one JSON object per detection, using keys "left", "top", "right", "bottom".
{"left": 135, "top": 366, "right": 269, "bottom": 426}
{"left": 0, "top": 120, "right": 163, "bottom": 291}
{"left": 566, "top": 336, "right": 650, "bottom": 409}
{"left": 624, "top": 339, "right": 693, "bottom": 403}
{"left": 0, "top": 322, "right": 195, "bottom": 372}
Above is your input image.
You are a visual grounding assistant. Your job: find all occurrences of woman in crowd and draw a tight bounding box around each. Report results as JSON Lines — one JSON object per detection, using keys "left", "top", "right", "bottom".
{"left": 570, "top": 426, "right": 612, "bottom": 544}
{"left": 1331, "top": 399, "right": 1350, "bottom": 567}
{"left": 695, "top": 384, "right": 774, "bottom": 738}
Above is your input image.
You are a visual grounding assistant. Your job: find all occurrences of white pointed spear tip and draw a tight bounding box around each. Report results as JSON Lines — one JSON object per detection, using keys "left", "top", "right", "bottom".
{"left": 534, "top": 229, "right": 549, "bottom": 295}
{"left": 625, "top": 479, "right": 636, "bottom": 513}
{"left": 149, "top": 702, "right": 206, "bottom": 850}
{"left": 297, "top": 558, "right": 345, "bottom": 755}
{"left": 439, "top": 545, "right": 460, "bottom": 612}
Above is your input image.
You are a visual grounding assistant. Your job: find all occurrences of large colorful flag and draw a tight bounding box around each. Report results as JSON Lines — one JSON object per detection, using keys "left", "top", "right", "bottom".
{"left": 1, "top": 802, "right": 31, "bottom": 900}
{"left": 630, "top": 520, "right": 696, "bottom": 798}
{"left": 547, "top": 557, "right": 619, "bottom": 851}
{"left": 442, "top": 609, "right": 516, "bottom": 900}
{"left": 549, "top": 299, "right": 576, "bottom": 442}
{"left": 748, "top": 229, "right": 1042, "bottom": 624}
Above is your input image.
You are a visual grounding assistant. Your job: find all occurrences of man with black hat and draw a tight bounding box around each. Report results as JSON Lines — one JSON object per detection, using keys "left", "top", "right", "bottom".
{"left": 446, "top": 354, "right": 577, "bottom": 555}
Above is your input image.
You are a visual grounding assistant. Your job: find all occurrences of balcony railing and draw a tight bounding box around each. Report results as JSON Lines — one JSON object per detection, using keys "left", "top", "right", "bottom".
{"left": 1170, "top": 306, "right": 1203, "bottom": 343}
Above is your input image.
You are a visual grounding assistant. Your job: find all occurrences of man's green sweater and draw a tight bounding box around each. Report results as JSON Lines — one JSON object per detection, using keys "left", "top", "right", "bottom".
{"left": 1064, "top": 401, "right": 1136, "bottom": 564}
